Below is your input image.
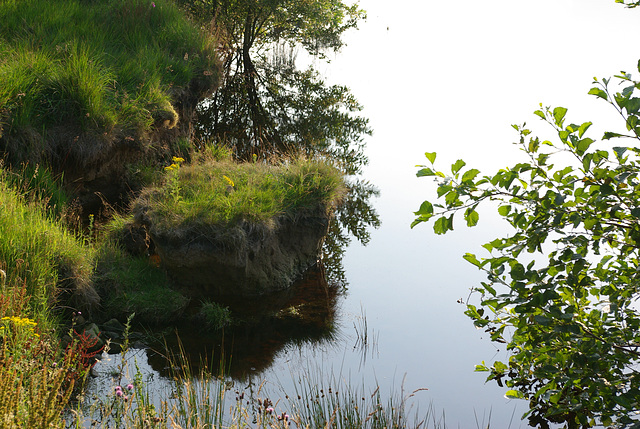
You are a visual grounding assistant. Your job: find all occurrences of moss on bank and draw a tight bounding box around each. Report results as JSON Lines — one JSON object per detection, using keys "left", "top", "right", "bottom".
{"left": 93, "top": 243, "right": 188, "bottom": 325}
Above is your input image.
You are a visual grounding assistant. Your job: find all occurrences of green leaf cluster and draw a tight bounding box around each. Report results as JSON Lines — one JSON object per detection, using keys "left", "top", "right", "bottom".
{"left": 414, "top": 60, "right": 640, "bottom": 427}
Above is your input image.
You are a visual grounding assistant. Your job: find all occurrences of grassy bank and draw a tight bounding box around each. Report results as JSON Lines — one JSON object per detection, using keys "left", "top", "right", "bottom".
{"left": 136, "top": 151, "right": 346, "bottom": 235}
{"left": 99, "top": 149, "right": 346, "bottom": 323}
{"left": 0, "top": 0, "right": 219, "bottom": 422}
{"left": 0, "top": 0, "right": 395, "bottom": 427}
{"left": 0, "top": 167, "right": 96, "bottom": 326}
{"left": 0, "top": 169, "right": 99, "bottom": 427}
{"left": 0, "top": 0, "right": 219, "bottom": 166}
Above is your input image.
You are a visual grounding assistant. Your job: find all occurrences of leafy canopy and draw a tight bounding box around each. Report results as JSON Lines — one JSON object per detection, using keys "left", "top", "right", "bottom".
{"left": 413, "top": 51, "right": 640, "bottom": 429}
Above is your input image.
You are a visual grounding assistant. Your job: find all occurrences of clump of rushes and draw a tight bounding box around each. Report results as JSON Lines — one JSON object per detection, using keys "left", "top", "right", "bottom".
{"left": 138, "top": 156, "right": 346, "bottom": 236}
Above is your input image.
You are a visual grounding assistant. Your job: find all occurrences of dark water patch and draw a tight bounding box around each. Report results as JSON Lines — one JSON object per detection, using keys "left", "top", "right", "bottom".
{"left": 146, "top": 265, "right": 341, "bottom": 380}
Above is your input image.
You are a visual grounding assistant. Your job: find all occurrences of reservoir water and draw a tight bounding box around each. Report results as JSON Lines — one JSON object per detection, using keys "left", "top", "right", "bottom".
{"left": 85, "top": 1, "right": 640, "bottom": 427}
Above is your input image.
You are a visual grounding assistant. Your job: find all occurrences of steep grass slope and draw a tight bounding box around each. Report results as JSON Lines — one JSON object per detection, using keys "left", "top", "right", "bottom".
{"left": 0, "top": 0, "right": 220, "bottom": 207}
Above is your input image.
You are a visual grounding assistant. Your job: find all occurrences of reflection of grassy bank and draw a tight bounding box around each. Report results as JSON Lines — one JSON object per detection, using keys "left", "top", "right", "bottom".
{"left": 146, "top": 266, "right": 340, "bottom": 380}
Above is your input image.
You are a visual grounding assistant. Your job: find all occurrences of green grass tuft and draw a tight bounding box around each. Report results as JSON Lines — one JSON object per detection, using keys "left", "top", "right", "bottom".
{"left": 0, "top": 0, "right": 220, "bottom": 164}
{"left": 197, "top": 300, "right": 232, "bottom": 330}
{"left": 0, "top": 169, "right": 97, "bottom": 325}
{"left": 138, "top": 156, "right": 346, "bottom": 237}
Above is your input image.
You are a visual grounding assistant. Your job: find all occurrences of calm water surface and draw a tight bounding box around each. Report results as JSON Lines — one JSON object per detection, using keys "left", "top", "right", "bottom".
{"left": 83, "top": 1, "right": 640, "bottom": 425}
{"left": 87, "top": 188, "right": 529, "bottom": 428}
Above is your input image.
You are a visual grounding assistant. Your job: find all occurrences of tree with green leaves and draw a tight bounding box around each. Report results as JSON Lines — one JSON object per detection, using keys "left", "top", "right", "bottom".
{"left": 414, "top": 19, "right": 640, "bottom": 429}
{"left": 616, "top": 0, "right": 640, "bottom": 7}
{"left": 178, "top": 0, "right": 370, "bottom": 174}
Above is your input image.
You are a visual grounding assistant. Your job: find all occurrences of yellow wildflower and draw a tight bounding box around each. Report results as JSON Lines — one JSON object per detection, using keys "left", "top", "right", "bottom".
{"left": 172, "top": 156, "right": 185, "bottom": 163}
{"left": 223, "top": 175, "right": 235, "bottom": 188}
{"left": 1, "top": 316, "right": 39, "bottom": 339}
{"left": 165, "top": 164, "right": 178, "bottom": 171}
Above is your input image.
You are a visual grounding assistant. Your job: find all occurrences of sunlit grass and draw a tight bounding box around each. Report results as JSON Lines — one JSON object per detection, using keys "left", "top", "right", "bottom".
{"left": 0, "top": 0, "right": 219, "bottom": 163}
{"left": 137, "top": 155, "right": 346, "bottom": 238}
{"left": 0, "top": 169, "right": 96, "bottom": 327}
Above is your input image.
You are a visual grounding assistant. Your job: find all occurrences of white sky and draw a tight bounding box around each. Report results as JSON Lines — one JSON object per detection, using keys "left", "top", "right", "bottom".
{"left": 320, "top": 0, "right": 640, "bottom": 184}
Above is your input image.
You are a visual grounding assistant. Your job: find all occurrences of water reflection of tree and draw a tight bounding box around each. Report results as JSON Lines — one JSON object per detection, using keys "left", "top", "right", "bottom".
{"left": 322, "top": 178, "right": 381, "bottom": 289}
{"left": 177, "top": 0, "right": 371, "bottom": 175}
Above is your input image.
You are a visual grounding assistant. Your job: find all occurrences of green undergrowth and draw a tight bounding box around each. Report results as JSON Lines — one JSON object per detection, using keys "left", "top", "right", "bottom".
{"left": 0, "top": 169, "right": 96, "bottom": 327}
{"left": 0, "top": 0, "right": 219, "bottom": 164}
{"left": 136, "top": 154, "right": 346, "bottom": 238}
{"left": 93, "top": 242, "right": 188, "bottom": 325}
